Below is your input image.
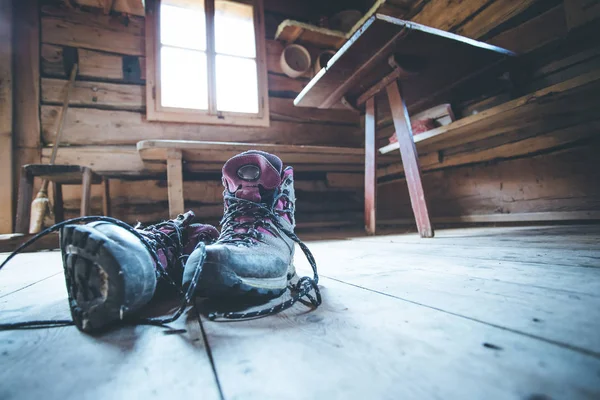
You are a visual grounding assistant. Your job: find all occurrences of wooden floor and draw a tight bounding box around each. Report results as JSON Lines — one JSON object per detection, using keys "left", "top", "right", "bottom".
{"left": 1, "top": 225, "right": 600, "bottom": 399}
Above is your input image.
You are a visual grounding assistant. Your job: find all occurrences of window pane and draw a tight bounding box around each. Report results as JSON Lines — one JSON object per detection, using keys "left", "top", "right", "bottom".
{"left": 215, "top": 1, "right": 256, "bottom": 58}
{"left": 161, "top": 47, "right": 208, "bottom": 110}
{"left": 216, "top": 54, "right": 259, "bottom": 113}
{"left": 160, "top": 3, "right": 206, "bottom": 51}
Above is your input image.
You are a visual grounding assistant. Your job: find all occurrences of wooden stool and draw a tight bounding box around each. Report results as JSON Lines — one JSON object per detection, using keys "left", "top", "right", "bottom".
{"left": 15, "top": 165, "right": 111, "bottom": 233}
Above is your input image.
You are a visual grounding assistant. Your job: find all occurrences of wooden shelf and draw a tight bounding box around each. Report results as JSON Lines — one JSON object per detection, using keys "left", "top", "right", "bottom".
{"left": 274, "top": 19, "right": 346, "bottom": 49}
{"left": 377, "top": 69, "right": 600, "bottom": 176}
{"left": 274, "top": 0, "right": 412, "bottom": 49}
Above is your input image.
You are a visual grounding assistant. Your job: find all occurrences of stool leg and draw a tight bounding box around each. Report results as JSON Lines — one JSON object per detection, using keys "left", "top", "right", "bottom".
{"left": 53, "top": 182, "right": 64, "bottom": 223}
{"left": 102, "top": 178, "right": 111, "bottom": 217}
{"left": 81, "top": 168, "right": 93, "bottom": 216}
{"left": 15, "top": 168, "right": 34, "bottom": 234}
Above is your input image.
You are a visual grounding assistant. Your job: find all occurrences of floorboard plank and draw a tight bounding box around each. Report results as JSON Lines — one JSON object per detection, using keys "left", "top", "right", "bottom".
{"left": 296, "top": 231, "right": 600, "bottom": 356}
{"left": 199, "top": 277, "right": 600, "bottom": 399}
{"left": 0, "top": 251, "right": 63, "bottom": 298}
{"left": 0, "top": 252, "right": 222, "bottom": 400}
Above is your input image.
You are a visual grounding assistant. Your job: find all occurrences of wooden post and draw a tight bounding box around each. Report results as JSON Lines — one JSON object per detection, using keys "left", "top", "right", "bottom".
{"left": 364, "top": 97, "right": 377, "bottom": 235}
{"left": 166, "top": 149, "right": 185, "bottom": 218}
{"left": 0, "top": 0, "right": 12, "bottom": 233}
{"left": 13, "top": 0, "right": 41, "bottom": 231}
{"left": 15, "top": 168, "right": 33, "bottom": 233}
{"left": 102, "top": 178, "right": 111, "bottom": 217}
{"left": 385, "top": 81, "right": 434, "bottom": 238}
{"left": 80, "top": 168, "right": 93, "bottom": 216}
{"left": 53, "top": 182, "right": 64, "bottom": 223}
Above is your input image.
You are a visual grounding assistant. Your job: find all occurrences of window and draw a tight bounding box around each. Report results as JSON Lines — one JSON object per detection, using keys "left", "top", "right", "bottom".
{"left": 146, "top": 0, "right": 269, "bottom": 127}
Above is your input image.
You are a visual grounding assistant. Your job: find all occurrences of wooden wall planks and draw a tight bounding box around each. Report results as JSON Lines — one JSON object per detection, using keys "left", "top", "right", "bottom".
{"left": 377, "top": 142, "right": 600, "bottom": 222}
{"left": 39, "top": 105, "right": 362, "bottom": 146}
{"left": 41, "top": 78, "right": 145, "bottom": 111}
{"left": 27, "top": 0, "right": 600, "bottom": 229}
{"left": 0, "top": 0, "right": 12, "bottom": 233}
{"left": 41, "top": 5, "right": 145, "bottom": 55}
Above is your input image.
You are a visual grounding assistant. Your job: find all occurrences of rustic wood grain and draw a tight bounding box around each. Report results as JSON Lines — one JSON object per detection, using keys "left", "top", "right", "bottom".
{"left": 42, "top": 78, "right": 145, "bottom": 111}
{"left": 14, "top": 0, "right": 41, "bottom": 149}
{"left": 377, "top": 142, "right": 600, "bottom": 223}
{"left": 488, "top": 4, "right": 567, "bottom": 54}
{"left": 202, "top": 249, "right": 600, "bottom": 399}
{"left": 298, "top": 233, "right": 600, "bottom": 356}
{"left": 564, "top": 0, "right": 600, "bottom": 30}
{"left": 364, "top": 97, "right": 377, "bottom": 235}
{"left": 166, "top": 149, "right": 184, "bottom": 218}
{"left": 40, "top": 77, "right": 359, "bottom": 123}
{"left": 0, "top": 253, "right": 222, "bottom": 400}
{"left": 378, "top": 71, "right": 600, "bottom": 175}
{"left": 386, "top": 81, "right": 433, "bottom": 238}
{"left": 0, "top": 0, "right": 12, "bottom": 233}
{"left": 41, "top": 5, "right": 145, "bottom": 56}
{"left": 40, "top": 106, "right": 363, "bottom": 147}
{"left": 454, "top": 0, "right": 542, "bottom": 39}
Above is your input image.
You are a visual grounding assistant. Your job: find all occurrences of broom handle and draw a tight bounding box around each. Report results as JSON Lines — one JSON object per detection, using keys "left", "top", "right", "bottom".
{"left": 49, "top": 63, "right": 78, "bottom": 165}
{"left": 39, "top": 64, "right": 78, "bottom": 193}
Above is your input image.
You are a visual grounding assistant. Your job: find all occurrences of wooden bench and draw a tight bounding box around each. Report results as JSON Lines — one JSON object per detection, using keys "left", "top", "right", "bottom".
{"left": 137, "top": 140, "right": 398, "bottom": 218}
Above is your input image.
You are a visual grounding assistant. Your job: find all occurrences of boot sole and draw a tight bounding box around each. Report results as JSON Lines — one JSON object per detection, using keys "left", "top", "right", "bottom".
{"left": 196, "top": 261, "right": 296, "bottom": 298}
{"left": 60, "top": 225, "right": 156, "bottom": 333}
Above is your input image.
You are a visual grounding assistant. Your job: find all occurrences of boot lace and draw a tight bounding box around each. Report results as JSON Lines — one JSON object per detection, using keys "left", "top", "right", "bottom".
{"left": 0, "top": 216, "right": 203, "bottom": 331}
{"left": 207, "top": 193, "right": 321, "bottom": 320}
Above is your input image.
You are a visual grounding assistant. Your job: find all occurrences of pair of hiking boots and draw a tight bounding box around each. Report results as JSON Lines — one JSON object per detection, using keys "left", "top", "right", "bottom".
{"left": 58, "top": 150, "right": 320, "bottom": 333}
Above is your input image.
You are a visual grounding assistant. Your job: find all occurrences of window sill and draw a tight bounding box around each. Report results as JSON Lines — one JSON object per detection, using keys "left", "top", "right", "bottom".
{"left": 146, "top": 109, "right": 270, "bottom": 127}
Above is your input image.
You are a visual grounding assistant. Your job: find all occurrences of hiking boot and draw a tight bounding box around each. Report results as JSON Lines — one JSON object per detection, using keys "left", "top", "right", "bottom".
{"left": 60, "top": 211, "right": 218, "bottom": 333}
{"left": 183, "top": 151, "right": 298, "bottom": 299}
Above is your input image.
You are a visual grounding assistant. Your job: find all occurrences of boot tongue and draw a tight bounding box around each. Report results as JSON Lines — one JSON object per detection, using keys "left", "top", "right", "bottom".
{"left": 222, "top": 151, "right": 282, "bottom": 203}
{"left": 158, "top": 210, "right": 195, "bottom": 235}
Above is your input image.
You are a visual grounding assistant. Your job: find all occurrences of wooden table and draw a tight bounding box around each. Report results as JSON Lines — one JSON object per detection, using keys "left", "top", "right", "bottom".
{"left": 294, "top": 14, "right": 516, "bottom": 237}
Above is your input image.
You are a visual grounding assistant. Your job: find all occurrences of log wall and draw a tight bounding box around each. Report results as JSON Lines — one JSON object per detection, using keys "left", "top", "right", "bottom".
{"left": 6, "top": 0, "right": 600, "bottom": 231}
{"left": 375, "top": 0, "right": 600, "bottom": 226}
{"left": 31, "top": 1, "right": 365, "bottom": 227}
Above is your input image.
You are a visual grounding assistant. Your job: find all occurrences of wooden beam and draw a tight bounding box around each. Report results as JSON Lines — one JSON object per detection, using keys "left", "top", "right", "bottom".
{"left": 14, "top": 0, "right": 41, "bottom": 149}
{"left": 386, "top": 80, "right": 433, "bottom": 238}
{"left": 14, "top": 0, "right": 42, "bottom": 234}
{"left": 166, "top": 149, "right": 184, "bottom": 218}
{"left": 0, "top": 0, "right": 13, "bottom": 233}
{"left": 41, "top": 5, "right": 145, "bottom": 56}
{"left": 41, "top": 78, "right": 145, "bottom": 111}
{"left": 488, "top": 4, "right": 567, "bottom": 54}
{"left": 39, "top": 106, "right": 363, "bottom": 147}
{"left": 364, "top": 97, "right": 377, "bottom": 235}
{"left": 454, "top": 0, "right": 542, "bottom": 40}
{"left": 380, "top": 211, "right": 600, "bottom": 226}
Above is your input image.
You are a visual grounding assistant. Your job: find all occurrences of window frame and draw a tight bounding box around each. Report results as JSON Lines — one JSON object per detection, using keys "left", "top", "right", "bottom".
{"left": 145, "top": 0, "right": 270, "bottom": 127}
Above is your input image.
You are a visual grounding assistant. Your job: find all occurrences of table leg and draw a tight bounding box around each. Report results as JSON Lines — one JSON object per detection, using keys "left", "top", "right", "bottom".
{"left": 364, "top": 97, "right": 377, "bottom": 235}
{"left": 385, "top": 81, "right": 434, "bottom": 238}
{"left": 102, "top": 178, "right": 111, "bottom": 217}
{"left": 167, "top": 149, "right": 184, "bottom": 218}
{"left": 81, "top": 168, "right": 92, "bottom": 216}
{"left": 53, "top": 182, "right": 64, "bottom": 223}
{"left": 15, "top": 168, "right": 33, "bottom": 233}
